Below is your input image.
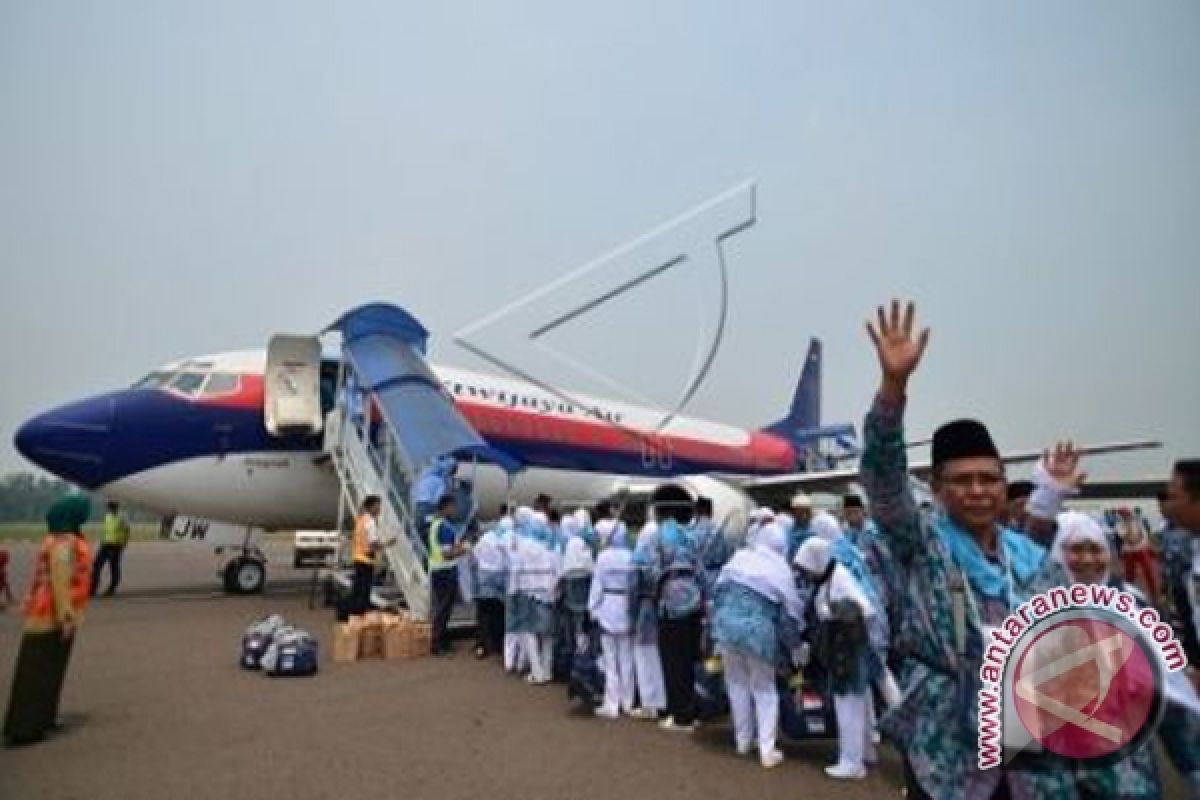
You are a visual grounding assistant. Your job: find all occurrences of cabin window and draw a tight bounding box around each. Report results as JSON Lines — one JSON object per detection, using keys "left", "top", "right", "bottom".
{"left": 168, "top": 372, "right": 207, "bottom": 396}
{"left": 202, "top": 373, "right": 240, "bottom": 395}
{"left": 133, "top": 371, "right": 172, "bottom": 390}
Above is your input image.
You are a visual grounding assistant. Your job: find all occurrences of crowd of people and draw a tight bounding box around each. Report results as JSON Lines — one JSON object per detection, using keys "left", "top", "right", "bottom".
{"left": 428, "top": 300, "right": 1200, "bottom": 799}
{"left": 6, "top": 299, "right": 1200, "bottom": 800}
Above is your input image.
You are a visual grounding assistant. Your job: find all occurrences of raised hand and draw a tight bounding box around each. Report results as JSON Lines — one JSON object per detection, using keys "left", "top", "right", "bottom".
{"left": 1041, "top": 441, "right": 1087, "bottom": 491}
{"left": 866, "top": 299, "right": 930, "bottom": 400}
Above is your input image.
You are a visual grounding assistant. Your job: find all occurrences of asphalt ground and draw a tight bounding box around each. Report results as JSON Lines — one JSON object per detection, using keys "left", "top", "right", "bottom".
{"left": 0, "top": 546, "right": 1190, "bottom": 799}
{"left": 0, "top": 542, "right": 911, "bottom": 800}
{"left": 1, "top": 539, "right": 311, "bottom": 599}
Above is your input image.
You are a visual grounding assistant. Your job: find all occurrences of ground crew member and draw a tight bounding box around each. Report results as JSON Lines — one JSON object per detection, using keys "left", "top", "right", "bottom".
{"left": 4, "top": 494, "right": 92, "bottom": 747}
{"left": 349, "top": 495, "right": 391, "bottom": 616}
{"left": 91, "top": 501, "right": 131, "bottom": 596}
{"left": 429, "top": 494, "right": 469, "bottom": 655}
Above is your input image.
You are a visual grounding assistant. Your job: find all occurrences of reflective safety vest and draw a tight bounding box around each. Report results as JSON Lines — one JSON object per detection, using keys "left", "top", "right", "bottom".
{"left": 428, "top": 517, "right": 454, "bottom": 570}
{"left": 103, "top": 512, "right": 130, "bottom": 547}
{"left": 352, "top": 514, "right": 375, "bottom": 565}
{"left": 24, "top": 534, "right": 91, "bottom": 628}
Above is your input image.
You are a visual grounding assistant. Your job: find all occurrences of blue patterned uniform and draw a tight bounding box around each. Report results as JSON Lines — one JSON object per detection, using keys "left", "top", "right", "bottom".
{"left": 860, "top": 394, "right": 1079, "bottom": 800}
{"left": 712, "top": 582, "right": 802, "bottom": 670}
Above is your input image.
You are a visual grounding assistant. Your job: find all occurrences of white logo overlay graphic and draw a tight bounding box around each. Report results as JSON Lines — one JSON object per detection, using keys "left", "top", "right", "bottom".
{"left": 454, "top": 183, "right": 756, "bottom": 466}
{"left": 977, "top": 583, "right": 1186, "bottom": 770}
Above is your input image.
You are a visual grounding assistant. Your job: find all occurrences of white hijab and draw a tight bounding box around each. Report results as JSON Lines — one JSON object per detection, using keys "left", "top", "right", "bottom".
{"left": 794, "top": 537, "right": 874, "bottom": 619}
{"left": 745, "top": 507, "right": 776, "bottom": 546}
{"left": 594, "top": 517, "right": 625, "bottom": 549}
{"left": 1052, "top": 511, "right": 1112, "bottom": 585}
{"left": 810, "top": 510, "right": 843, "bottom": 542}
{"left": 717, "top": 523, "right": 802, "bottom": 623}
{"left": 560, "top": 512, "right": 595, "bottom": 574}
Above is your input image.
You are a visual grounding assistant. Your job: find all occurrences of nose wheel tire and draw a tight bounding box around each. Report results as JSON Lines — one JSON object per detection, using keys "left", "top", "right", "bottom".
{"left": 224, "top": 557, "right": 266, "bottom": 595}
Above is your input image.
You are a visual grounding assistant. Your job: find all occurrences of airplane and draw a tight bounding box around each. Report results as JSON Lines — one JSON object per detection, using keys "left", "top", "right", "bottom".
{"left": 11, "top": 303, "right": 1161, "bottom": 594}
{"left": 11, "top": 305, "right": 855, "bottom": 590}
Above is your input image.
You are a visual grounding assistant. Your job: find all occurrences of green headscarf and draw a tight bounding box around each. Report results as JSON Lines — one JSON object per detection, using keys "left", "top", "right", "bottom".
{"left": 45, "top": 494, "right": 91, "bottom": 534}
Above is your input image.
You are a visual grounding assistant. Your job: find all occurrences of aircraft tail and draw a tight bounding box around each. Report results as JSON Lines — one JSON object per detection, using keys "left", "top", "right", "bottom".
{"left": 763, "top": 338, "right": 857, "bottom": 461}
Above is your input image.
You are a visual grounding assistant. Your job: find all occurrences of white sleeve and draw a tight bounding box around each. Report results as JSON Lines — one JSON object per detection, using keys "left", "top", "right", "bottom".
{"left": 588, "top": 557, "right": 605, "bottom": 616}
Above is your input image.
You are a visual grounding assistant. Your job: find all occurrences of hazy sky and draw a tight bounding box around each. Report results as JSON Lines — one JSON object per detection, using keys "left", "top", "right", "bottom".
{"left": 2, "top": 2, "right": 1197, "bottom": 480}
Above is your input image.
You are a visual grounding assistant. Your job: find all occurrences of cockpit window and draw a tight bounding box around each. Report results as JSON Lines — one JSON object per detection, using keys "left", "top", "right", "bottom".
{"left": 168, "top": 372, "right": 206, "bottom": 396}
{"left": 203, "top": 373, "right": 240, "bottom": 395}
{"left": 133, "top": 371, "right": 173, "bottom": 390}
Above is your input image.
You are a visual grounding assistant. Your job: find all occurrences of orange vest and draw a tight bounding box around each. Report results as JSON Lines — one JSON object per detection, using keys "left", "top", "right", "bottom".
{"left": 24, "top": 534, "right": 91, "bottom": 626}
{"left": 352, "top": 513, "right": 375, "bottom": 565}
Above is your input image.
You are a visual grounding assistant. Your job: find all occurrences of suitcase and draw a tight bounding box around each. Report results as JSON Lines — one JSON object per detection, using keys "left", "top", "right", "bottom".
{"left": 264, "top": 632, "right": 319, "bottom": 677}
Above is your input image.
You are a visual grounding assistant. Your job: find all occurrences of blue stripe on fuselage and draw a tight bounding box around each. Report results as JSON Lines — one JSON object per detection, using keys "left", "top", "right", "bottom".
{"left": 88, "top": 390, "right": 770, "bottom": 485}
{"left": 98, "top": 390, "right": 317, "bottom": 486}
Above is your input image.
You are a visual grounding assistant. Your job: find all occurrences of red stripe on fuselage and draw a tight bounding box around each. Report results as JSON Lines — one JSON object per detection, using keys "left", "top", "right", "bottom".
{"left": 196, "top": 375, "right": 796, "bottom": 474}
{"left": 456, "top": 400, "right": 794, "bottom": 474}
{"left": 193, "top": 375, "right": 265, "bottom": 410}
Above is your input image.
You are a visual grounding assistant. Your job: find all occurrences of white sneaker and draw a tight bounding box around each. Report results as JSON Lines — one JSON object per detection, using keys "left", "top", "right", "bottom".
{"left": 658, "top": 717, "right": 696, "bottom": 733}
{"left": 629, "top": 707, "right": 658, "bottom": 720}
{"left": 735, "top": 742, "right": 753, "bottom": 757}
{"left": 525, "top": 674, "right": 551, "bottom": 686}
{"left": 760, "top": 749, "right": 784, "bottom": 769}
{"left": 825, "top": 763, "right": 867, "bottom": 781}
{"left": 871, "top": 729, "right": 882, "bottom": 745}
{"left": 594, "top": 706, "right": 619, "bottom": 719}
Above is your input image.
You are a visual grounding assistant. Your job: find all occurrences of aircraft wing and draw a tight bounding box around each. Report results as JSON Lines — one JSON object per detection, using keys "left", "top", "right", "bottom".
{"left": 731, "top": 439, "right": 1163, "bottom": 506}
{"left": 1075, "top": 479, "right": 1167, "bottom": 501}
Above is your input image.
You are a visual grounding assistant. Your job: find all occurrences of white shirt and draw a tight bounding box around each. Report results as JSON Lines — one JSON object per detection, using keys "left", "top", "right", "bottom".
{"left": 472, "top": 530, "right": 507, "bottom": 574}
{"left": 364, "top": 516, "right": 381, "bottom": 545}
{"left": 561, "top": 535, "right": 595, "bottom": 575}
{"left": 508, "top": 538, "right": 560, "bottom": 598}
{"left": 588, "top": 547, "right": 636, "bottom": 635}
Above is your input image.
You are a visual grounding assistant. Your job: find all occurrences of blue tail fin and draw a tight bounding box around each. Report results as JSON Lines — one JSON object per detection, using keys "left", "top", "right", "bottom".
{"left": 767, "top": 339, "right": 822, "bottom": 433}
{"left": 763, "top": 339, "right": 857, "bottom": 463}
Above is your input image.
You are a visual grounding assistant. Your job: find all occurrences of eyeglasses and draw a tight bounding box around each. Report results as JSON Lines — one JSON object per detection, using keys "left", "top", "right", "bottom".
{"left": 940, "top": 471, "right": 1006, "bottom": 490}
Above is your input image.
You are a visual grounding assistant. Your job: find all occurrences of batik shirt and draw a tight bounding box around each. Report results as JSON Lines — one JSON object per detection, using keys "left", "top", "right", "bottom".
{"left": 860, "top": 394, "right": 1079, "bottom": 800}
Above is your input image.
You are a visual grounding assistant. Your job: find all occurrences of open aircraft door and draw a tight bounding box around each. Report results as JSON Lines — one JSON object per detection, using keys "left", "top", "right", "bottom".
{"left": 265, "top": 334, "right": 323, "bottom": 436}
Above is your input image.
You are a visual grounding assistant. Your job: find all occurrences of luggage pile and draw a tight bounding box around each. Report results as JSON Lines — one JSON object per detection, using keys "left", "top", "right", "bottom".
{"left": 239, "top": 614, "right": 319, "bottom": 677}
{"left": 333, "top": 610, "right": 431, "bottom": 664}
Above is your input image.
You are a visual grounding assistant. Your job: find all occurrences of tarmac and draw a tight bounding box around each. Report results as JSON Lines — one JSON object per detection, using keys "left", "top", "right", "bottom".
{"left": 0, "top": 543, "right": 1190, "bottom": 799}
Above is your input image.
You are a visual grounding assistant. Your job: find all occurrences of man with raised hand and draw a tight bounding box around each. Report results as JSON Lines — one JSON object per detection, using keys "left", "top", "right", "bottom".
{"left": 859, "top": 300, "right": 1077, "bottom": 800}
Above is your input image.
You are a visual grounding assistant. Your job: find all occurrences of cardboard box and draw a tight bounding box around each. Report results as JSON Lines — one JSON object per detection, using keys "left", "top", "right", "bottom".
{"left": 333, "top": 621, "right": 360, "bottom": 663}
{"left": 405, "top": 621, "right": 432, "bottom": 658}
{"left": 383, "top": 622, "right": 408, "bottom": 660}
{"left": 358, "top": 623, "right": 385, "bottom": 659}
{"left": 378, "top": 615, "right": 431, "bottom": 659}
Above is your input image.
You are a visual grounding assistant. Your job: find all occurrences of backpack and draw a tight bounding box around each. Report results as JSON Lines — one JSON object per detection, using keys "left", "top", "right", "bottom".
{"left": 655, "top": 526, "right": 703, "bottom": 619}
{"left": 240, "top": 614, "right": 285, "bottom": 670}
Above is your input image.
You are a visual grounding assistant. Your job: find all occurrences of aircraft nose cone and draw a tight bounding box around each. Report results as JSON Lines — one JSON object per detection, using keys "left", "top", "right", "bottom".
{"left": 13, "top": 395, "right": 119, "bottom": 488}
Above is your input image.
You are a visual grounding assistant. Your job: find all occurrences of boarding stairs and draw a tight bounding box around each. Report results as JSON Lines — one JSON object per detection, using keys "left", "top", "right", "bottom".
{"left": 327, "top": 397, "right": 431, "bottom": 618}
{"left": 317, "top": 303, "right": 522, "bottom": 621}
